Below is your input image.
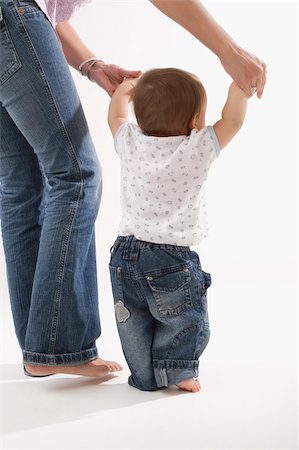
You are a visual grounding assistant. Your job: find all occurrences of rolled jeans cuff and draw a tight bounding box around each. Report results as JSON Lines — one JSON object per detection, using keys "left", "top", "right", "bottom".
{"left": 23, "top": 346, "right": 98, "bottom": 365}
{"left": 153, "top": 359, "right": 199, "bottom": 387}
{"left": 128, "top": 375, "right": 160, "bottom": 392}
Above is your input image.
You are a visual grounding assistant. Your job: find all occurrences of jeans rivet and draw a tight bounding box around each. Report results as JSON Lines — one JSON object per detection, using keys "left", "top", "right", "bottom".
{"left": 147, "top": 276, "right": 153, "bottom": 281}
{"left": 17, "top": 7, "right": 25, "bottom": 15}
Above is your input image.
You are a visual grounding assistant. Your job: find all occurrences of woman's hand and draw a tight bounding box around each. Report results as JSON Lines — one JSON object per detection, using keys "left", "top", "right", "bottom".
{"left": 220, "top": 47, "right": 267, "bottom": 98}
{"left": 148, "top": 1, "right": 266, "bottom": 98}
{"left": 88, "top": 61, "right": 141, "bottom": 97}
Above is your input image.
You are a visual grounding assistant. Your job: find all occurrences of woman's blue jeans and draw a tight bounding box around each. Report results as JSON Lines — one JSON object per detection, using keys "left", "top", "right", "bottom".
{"left": 0, "top": 0, "right": 102, "bottom": 365}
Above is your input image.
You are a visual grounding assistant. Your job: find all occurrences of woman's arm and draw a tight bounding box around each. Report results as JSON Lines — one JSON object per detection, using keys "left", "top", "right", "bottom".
{"left": 55, "top": 21, "right": 95, "bottom": 72}
{"left": 149, "top": 0, "right": 266, "bottom": 98}
{"left": 55, "top": 21, "right": 141, "bottom": 96}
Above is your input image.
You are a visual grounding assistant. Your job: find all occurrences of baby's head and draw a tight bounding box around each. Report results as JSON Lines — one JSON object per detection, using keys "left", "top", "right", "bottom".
{"left": 132, "top": 68, "right": 206, "bottom": 137}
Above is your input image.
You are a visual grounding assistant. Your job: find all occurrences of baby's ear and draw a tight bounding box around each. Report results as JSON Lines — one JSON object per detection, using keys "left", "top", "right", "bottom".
{"left": 189, "top": 112, "right": 200, "bottom": 129}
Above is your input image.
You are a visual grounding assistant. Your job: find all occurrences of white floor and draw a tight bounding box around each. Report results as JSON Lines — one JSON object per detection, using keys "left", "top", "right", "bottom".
{"left": 0, "top": 279, "right": 297, "bottom": 450}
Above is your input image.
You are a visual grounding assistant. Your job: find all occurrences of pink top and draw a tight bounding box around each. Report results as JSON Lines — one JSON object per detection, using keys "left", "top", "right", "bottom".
{"left": 35, "top": 0, "right": 91, "bottom": 25}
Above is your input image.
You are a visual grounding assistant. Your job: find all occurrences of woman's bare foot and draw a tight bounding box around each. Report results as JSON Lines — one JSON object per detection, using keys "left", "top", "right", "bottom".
{"left": 24, "top": 357, "right": 123, "bottom": 377}
{"left": 176, "top": 378, "right": 201, "bottom": 393}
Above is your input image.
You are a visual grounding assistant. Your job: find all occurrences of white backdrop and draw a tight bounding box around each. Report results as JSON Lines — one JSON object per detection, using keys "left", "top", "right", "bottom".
{"left": 0, "top": 2, "right": 297, "bottom": 449}
{"left": 72, "top": 0, "right": 298, "bottom": 282}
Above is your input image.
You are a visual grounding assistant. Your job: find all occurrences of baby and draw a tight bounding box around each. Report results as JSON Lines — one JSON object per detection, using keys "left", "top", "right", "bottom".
{"left": 107, "top": 68, "right": 248, "bottom": 392}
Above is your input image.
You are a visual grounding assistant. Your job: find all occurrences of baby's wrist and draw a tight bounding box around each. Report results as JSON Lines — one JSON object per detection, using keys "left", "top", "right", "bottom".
{"left": 115, "top": 79, "right": 135, "bottom": 96}
{"left": 229, "top": 81, "right": 248, "bottom": 98}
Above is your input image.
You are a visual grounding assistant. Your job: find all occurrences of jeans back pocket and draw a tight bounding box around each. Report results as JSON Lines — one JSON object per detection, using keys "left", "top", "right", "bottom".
{"left": 0, "top": 6, "right": 22, "bottom": 86}
{"left": 147, "top": 265, "right": 192, "bottom": 317}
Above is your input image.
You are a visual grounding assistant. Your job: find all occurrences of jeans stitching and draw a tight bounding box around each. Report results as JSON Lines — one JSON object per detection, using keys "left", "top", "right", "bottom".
{"left": 49, "top": 199, "right": 82, "bottom": 353}
{"left": 165, "top": 322, "right": 203, "bottom": 359}
{"left": 0, "top": 5, "right": 22, "bottom": 85}
{"left": 127, "top": 278, "right": 152, "bottom": 384}
{"left": 23, "top": 347, "right": 98, "bottom": 365}
{"left": 133, "top": 261, "right": 192, "bottom": 280}
{"left": 9, "top": 2, "right": 85, "bottom": 354}
{"left": 113, "top": 273, "right": 149, "bottom": 382}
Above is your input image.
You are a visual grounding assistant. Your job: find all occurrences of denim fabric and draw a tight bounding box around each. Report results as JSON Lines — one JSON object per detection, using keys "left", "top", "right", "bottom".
{"left": 0, "top": 0, "right": 102, "bottom": 365}
{"left": 109, "top": 235, "right": 211, "bottom": 391}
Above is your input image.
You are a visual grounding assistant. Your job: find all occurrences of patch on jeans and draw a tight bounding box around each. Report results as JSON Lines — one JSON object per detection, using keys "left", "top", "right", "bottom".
{"left": 115, "top": 301, "right": 130, "bottom": 323}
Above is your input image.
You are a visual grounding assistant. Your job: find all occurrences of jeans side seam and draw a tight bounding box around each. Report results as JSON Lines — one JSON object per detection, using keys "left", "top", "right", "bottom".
{"left": 133, "top": 277, "right": 148, "bottom": 305}
{"left": 10, "top": 3, "right": 83, "bottom": 181}
{"left": 152, "top": 359, "right": 199, "bottom": 387}
{"left": 10, "top": 4, "right": 85, "bottom": 354}
{"left": 0, "top": 6, "right": 22, "bottom": 85}
{"left": 48, "top": 197, "right": 82, "bottom": 353}
{"left": 165, "top": 322, "right": 203, "bottom": 359}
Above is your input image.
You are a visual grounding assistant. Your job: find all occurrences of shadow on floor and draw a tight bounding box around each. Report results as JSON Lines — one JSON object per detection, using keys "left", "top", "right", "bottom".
{"left": 0, "top": 364, "right": 184, "bottom": 434}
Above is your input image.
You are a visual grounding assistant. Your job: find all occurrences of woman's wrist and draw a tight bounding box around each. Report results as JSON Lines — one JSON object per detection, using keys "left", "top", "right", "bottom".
{"left": 87, "top": 60, "right": 106, "bottom": 82}
{"left": 217, "top": 40, "right": 240, "bottom": 64}
{"left": 78, "top": 58, "right": 104, "bottom": 79}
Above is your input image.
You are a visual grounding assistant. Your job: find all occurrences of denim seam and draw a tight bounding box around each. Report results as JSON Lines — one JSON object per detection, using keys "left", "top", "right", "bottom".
{"left": 115, "top": 273, "right": 147, "bottom": 382}
{"left": 49, "top": 198, "right": 82, "bottom": 353}
{"left": 0, "top": 11, "right": 22, "bottom": 85}
{"left": 127, "top": 261, "right": 135, "bottom": 278}
{"left": 152, "top": 289, "right": 192, "bottom": 318}
{"left": 126, "top": 278, "right": 152, "bottom": 385}
{"left": 165, "top": 322, "right": 203, "bottom": 359}
{"left": 148, "top": 276, "right": 190, "bottom": 293}
{"left": 23, "top": 347, "right": 98, "bottom": 365}
{"left": 160, "top": 368, "right": 168, "bottom": 386}
{"left": 133, "top": 277, "right": 148, "bottom": 305}
{"left": 153, "top": 359, "right": 199, "bottom": 369}
{"left": 10, "top": 2, "right": 85, "bottom": 354}
{"left": 116, "top": 266, "right": 124, "bottom": 302}
{"left": 153, "top": 359, "right": 199, "bottom": 387}
{"left": 133, "top": 261, "right": 192, "bottom": 280}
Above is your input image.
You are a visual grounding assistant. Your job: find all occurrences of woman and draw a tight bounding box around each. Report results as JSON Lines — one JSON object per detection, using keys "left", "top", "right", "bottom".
{"left": 0, "top": 0, "right": 266, "bottom": 378}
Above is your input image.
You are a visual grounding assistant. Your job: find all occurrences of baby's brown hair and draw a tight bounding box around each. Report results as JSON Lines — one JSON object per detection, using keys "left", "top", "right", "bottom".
{"left": 132, "top": 68, "right": 206, "bottom": 137}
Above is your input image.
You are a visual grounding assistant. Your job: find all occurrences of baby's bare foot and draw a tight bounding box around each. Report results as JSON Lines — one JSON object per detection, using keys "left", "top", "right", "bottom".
{"left": 24, "top": 357, "right": 123, "bottom": 377}
{"left": 176, "top": 378, "right": 201, "bottom": 393}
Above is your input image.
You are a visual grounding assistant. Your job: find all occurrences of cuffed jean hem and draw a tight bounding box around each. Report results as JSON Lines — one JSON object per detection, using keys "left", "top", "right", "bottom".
{"left": 153, "top": 359, "right": 199, "bottom": 387}
{"left": 23, "top": 347, "right": 98, "bottom": 365}
{"left": 128, "top": 375, "right": 161, "bottom": 392}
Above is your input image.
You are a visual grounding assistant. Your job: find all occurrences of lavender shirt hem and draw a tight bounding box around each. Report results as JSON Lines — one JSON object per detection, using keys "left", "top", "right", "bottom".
{"left": 35, "top": 0, "right": 91, "bottom": 25}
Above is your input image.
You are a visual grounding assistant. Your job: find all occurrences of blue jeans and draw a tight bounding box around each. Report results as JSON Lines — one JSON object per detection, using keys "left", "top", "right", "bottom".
{"left": 109, "top": 235, "right": 211, "bottom": 391}
{"left": 0, "top": 0, "right": 102, "bottom": 365}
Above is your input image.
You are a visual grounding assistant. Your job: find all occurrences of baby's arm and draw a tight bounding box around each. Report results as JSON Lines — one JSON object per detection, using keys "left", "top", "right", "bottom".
{"left": 213, "top": 81, "right": 249, "bottom": 150}
{"left": 108, "top": 78, "right": 138, "bottom": 137}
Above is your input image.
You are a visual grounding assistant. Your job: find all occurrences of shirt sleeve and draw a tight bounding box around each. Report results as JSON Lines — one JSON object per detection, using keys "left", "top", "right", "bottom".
{"left": 190, "top": 125, "right": 221, "bottom": 170}
{"left": 207, "top": 125, "right": 221, "bottom": 159}
{"left": 113, "top": 122, "right": 130, "bottom": 156}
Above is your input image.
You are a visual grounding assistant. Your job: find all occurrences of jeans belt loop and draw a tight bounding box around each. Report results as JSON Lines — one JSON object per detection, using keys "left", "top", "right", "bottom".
{"left": 122, "top": 235, "right": 140, "bottom": 261}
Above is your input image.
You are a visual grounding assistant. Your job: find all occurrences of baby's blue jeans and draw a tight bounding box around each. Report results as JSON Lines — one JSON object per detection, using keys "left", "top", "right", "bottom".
{"left": 109, "top": 235, "right": 211, "bottom": 391}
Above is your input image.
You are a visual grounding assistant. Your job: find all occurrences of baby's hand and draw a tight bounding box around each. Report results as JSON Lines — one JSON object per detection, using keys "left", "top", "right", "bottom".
{"left": 229, "top": 81, "right": 252, "bottom": 99}
{"left": 123, "top": 76, "right": 140, "bottom": 87}
{"left": 112, "top": 75, "right": 141, "bottom": 99}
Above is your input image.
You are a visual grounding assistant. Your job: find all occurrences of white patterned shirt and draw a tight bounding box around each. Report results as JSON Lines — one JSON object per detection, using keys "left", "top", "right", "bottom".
{"left": 114, "top": 122, "right": 220, "bottom": 246}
